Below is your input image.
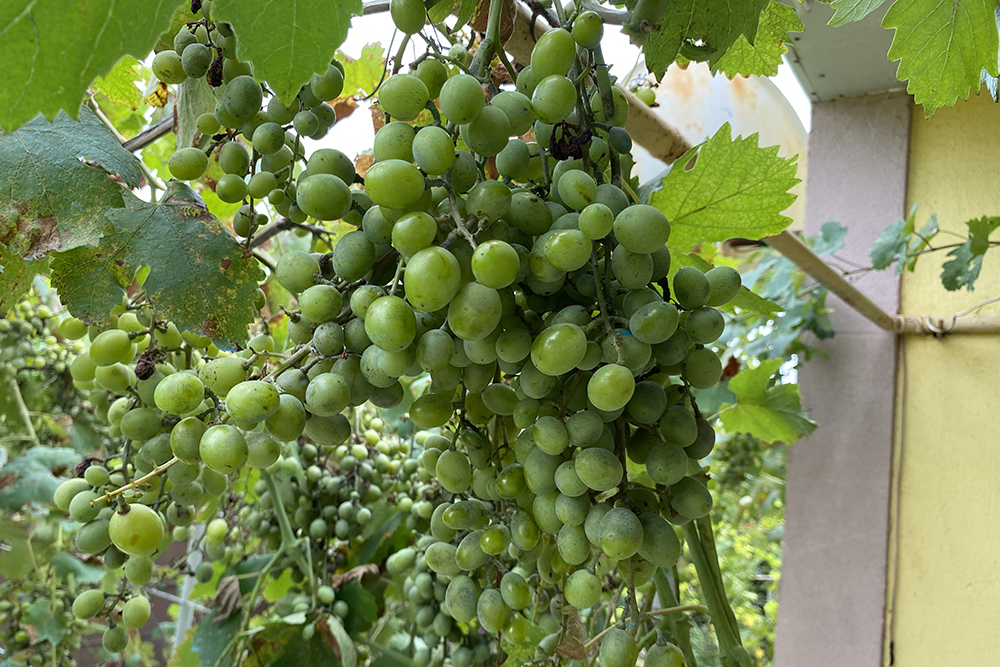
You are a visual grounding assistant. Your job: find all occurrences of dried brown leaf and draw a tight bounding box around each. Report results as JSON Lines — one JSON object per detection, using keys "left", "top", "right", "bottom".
{"left": 330, "top": 563, "right": 379, "bottom": 589}
{"left": 355, "top": 153, "right": 374, "bottom": 178}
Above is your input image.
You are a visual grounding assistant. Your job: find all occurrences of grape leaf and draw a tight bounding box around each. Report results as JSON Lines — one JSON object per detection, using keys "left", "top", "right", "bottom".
{"left": 338, "top": 43, "right": 387, "bottom": 99}
{"left": 428, "top": 0, "right": 480, "bottom": 24}
{"left": 176, "top": 76, "right": 218, "bottom": 150}
{"left": 883, "top": 0, "right": 1000, "bottom": 116}
{"left": 714, "top": 1, "right": 803, "bottom": 78}
{"left": 0, "top": 106, "right": 142, "bottom": 259}
{"left": 0, "top": 0, "right": 183, "bottom": 132}
{"left": 22, "top": 600, "right": 68, "bottom": 645}
{"left": 50, "top": 182, "right": 260, "bottom": 349}
{"left": 940, "top": 215, "right": 1000, "bottom": 290}
{"left": 245, "top": 616, "right": 352, "bottom": 667}
{"left": 828, "top": 0, "right": 888, "bottom": 26}
{"left": 92, "top": 56, "right": 144, "bottom": 110}
{"left": 869, "top": 218, "right": 908, "bottom": 270}
{"left": 0, "top": 446, "right": 81, "bottom": 510}
{"left": 643, "top": 0, "right": 770, "bottom": 78}
{"left": 650, "top": 123, "right": 799, "bottom": 252}
{"left": 719, "top": 358, "right": 816, "bottom": 443}
{"left": 212, "top": 0, "right": 363, "bottom": 106}
{"left": 0, "top": 250, "right": 46, "bottom": 315}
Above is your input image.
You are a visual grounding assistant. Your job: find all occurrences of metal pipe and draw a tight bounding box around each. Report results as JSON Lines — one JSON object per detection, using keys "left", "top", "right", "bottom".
{"left": 765, "top": 231, "right": 1000, "bottom": 335}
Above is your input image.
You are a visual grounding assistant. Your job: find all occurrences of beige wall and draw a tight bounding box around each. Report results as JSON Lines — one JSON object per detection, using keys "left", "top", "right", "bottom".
{"left": 775, "top": 92, "right": 911, "bottom": 667}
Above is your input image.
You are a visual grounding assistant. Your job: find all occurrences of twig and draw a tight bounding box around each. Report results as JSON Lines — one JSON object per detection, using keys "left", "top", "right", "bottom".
{"left": 122, "top": 113, "right": 176, "bottom": 152}
{"left": 91, "top": 456, "right": 181, "bottom": 506}
{"left": 8, "top": 380, "right": 39, "bottom": 448}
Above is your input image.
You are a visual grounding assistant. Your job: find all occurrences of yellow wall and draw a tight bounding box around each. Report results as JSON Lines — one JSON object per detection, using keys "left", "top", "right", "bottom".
{"left": 889, "top": 91, "right": 1000, "bottom": 666}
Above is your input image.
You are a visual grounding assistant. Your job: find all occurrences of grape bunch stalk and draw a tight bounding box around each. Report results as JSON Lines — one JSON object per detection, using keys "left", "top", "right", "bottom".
{"left": 37, "top": 1, "right": 753, "bottom": 665}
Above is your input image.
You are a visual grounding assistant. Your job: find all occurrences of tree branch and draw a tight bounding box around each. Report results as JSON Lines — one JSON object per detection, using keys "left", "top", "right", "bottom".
{"left": 122, "top": 113, "right": 175, "bottom": 152}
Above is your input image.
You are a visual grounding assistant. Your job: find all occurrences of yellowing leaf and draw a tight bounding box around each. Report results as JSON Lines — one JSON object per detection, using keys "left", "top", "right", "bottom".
{"left": 650, "top": 123, "right": 799, "bottom": 252}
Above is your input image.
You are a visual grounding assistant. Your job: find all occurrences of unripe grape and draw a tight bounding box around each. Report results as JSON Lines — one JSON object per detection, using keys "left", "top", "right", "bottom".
{"left": 439, "top": 74, "right": 485, "bottom": 124}
{"left": 109, "top": 504, "right": 164, "bottom": 557}
{"left": 152, "top": 50, "right": 187, "bottom": 84}
{"left": 103, "top": 625, "right": 129, "bottom": 653}
{"left": 600, "top": 627, "right": 639, "bottom": 667}
{"left": 530, "top": 28, "right": 576, "bottom": 79}
{"left": 379, "top": 73, "right": 430, "bottom": 120}
{"left": 122, "top": 596, "right": 151, "bottom": 629}
{"left": 200, "top": 424, "right": 248, "bottom": 474}
{"left": 572, "top": 11, "right": 604, "bottom": 48}
{"left": 72, "top": 589, "right": 105, "bottom": 619}
{"left": 168, "top": 147, "right": 209, "bottom": 180}
{"left": 222, "top": 75, "right": 263, "bottom": 122}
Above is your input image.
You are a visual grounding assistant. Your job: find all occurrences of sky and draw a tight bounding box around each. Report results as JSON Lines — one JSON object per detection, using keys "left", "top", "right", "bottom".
{"left": 323, "top": 11, "right": 813, "bottom": 159}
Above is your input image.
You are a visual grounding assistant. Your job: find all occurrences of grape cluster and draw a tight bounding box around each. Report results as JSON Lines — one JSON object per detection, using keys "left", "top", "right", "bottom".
{"left": 0, "top": 580, "right": 88, "bottom": 667}
{"left": 0, "top": 301, "right": 82, "bottom": 385}
{"left": 45, "top": 3, "right": 746, "bottom": 664}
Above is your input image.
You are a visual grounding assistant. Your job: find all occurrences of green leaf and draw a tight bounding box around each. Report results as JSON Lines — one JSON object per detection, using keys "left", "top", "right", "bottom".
{"left": 869, "top": 218, "right": 908, "bottom": 270}
{"left": 0, "top": 249, "right": 46, "bottom": 315}
{"left": 51, "top": 182, "right": 260, "bottom": 348}
{"left": 0, "top": 0, "right": 183, "bottom": 132}
{"left": 0, "top": 106, "right": 141, "bottom": 259}
{"left": 668, "top": 250, "right": 781, "bottom": 316}
{"left": 22, "top": 600, "right": 68, "bottom": 645}
{"left": 500, "top": 615, "right": 548, "bottom": 667}
{"left": 338, "top": 43, "right": 387, "bottom": 99}
{"left": 810, "top": 221, "right": 849, "bottom": 258}
{"left": 883, "top": 0, "right": 1000, "bottom": 116}
{"left": 184, "top": 611, "right": 241, "bottom": 667}
{"left": 0, "top": 446, "right": 82, "bottom": 510}
{"left": 92, "top": 56, "right": 144, "bottom": 111}
{"left": 337, "top": 580, "right": 379, "bottom": 633}
{"left": 714, "top": 1, "right": 803, "bottom": 78}
{"left": 828, "top": 0, "right": 888, "bottom": 26}
{"left": 176, "top": 76, "right": 218, "bottom": 150}
{"left": 0, "top": 519, "right": 35, "bottom": 579}
{"left": 49, "top": 552, "right": 104, "bottom": 584}
{"left": 244, "top": 616, "right": 353, "bottom": 667}
{"left": 428, "top": 0, "right": 480, "bottom": 24}
{"left": 719, "top": 358, "right": 816, "bottom": 443}
{"left": 213, "top": 0, "right": 364, "bottom": 106}
{"left": 650, "top": 123, "right": 800, "bottom": 252}
{"left": 940, "top": 215, "right": 1000, "bottom": 290}
{"left": 643, "top": 0, "right": 770, "bottom": 78}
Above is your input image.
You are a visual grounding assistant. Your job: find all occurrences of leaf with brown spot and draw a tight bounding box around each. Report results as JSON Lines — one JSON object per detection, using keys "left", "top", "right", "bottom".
{"left": 472, "top": 0, "right": 516, "bottom": 43}
{"left": 354, "top": 153, "right": 374, "bottom": 178}
{"left": 555, "top": 605, "right": 587, "bottom": 659}
{"left": 330, "top": 563, "right": 379, "bottom": 589}
{"left": 332, "top": 97, "right": 359, "bottom": 123}
{"left": 51, "top": 181, "right": 260, "bottom": 349}
{"left": 0, "top": 106, "right": 141, "bottom": 263}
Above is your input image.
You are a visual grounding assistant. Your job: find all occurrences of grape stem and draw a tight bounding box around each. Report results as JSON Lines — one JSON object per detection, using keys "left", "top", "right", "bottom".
{"left": 469, "top": 0, "right": 506, "bottom": 80}
{"left": 90, "top": 456, "right": 181, "bottom": 506}
{"left": 260, "top": 470, "right": 311, "bottom": 577}
{"left": 7, "top": 380, "right": 39, "bottom": 448}
{"left": 591, "top": 46, "right": 622, "bottom": 187}
{"left": 581, "top": 606, "right": 704, "bottom": 651}
{"left": 653, "top": 568, "right": 699, "bottom": 667}
{"left": 259, "top": 344, "right": 312, "bottom": 382}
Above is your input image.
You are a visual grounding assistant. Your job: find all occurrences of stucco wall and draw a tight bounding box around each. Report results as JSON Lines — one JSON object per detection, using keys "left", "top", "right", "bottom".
{"left": 888, "top": 91, "right": 1000, "bottom": 666}
{"left": 775, "top": 92, "right": 911, "bottom": 667}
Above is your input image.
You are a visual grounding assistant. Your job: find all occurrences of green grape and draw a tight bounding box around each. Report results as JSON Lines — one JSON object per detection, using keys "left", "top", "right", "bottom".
{"left": 362, "top": 206, "right": 393, "bottom": 244}
{"left": 449, "top": 149, "right": 478, "bottom": 192}
{"left": 637, "top": 512, "right": 680, "bottom": 568}
{"left": 686, "top": 418, "right": 716, "bottom": 459}
{"left": 245, "top": 432, "right": 281, "bottom": 468}
{"left": 469, "top": 240, "right": 518, "bottom": 289}
{"left": 557, "top": 170, "right": 597, "bottom": 211}
{"left": 578, "top": 202, "right": 614, "bottom": 240}
{"left": 683, "top": 347, "right": 723, "bottom": 389}
{"left": 168, "top": 417, "right": 205, "bottom": 463}
{"left": 466, "top": 105, "right": 511, "bottom": 156}
{"left": 305, "top": 372, "right": 351, "bottom": 416}
{"left": 544, "top": 229, "right": 592, "bottom": 272}
{"left": 629, "top": 301, "right": 679, "bottom": 345}
{"left": 481, "top": 524, "right": 510, "bottom": 554}
{"left": 293, "top": 110, "right": 320, "bottom": 136}
{"left": 529, "top": 323, "right": 586, "bottom": 377}
{"left": 645, "top": 642, "right": 686, "bottom": 667}
{"left": 500, "top": 571, "right": 530, "bottom": 610}
{"left": 392, "top": 211, "right": 437, "bottom": 258}
{"left": 311, "top": 63, "right": 345, "bottom": 100}
{"left": 507, "top": 191, "right": 553, "bottom": 235}
{"left": 72, "top": 589, "right": 105, "bottom": 619}
{"left": 199, "top": 424, "right": 248, "bottom": 473}
{"left": 122, "top": 596, "right": 151, "bottom": 629}
{"left": 275, "top": 251, "right": 320, "bottom": 294}
{"left": 491, "top": 90, "right": 535, "bottom": 136}
{"left": 415, "top": 329, "right": 454, "bottom": 372}
{"left": 84, "top": 464, "right": 110, "bottom": 487}
{"left": 611, "top": 245, "right": 651, "bottom": 289}
{"left": 555, "top": 492, "right": 591, "bottom": 526}
{"left": 365, "top": 159, "right": 426, "bottom": 209}
{"left": 563, "top": 569, "right": 600, "bottom": 610}
{"left": 706, "top": 265, "right": 742, "bottom": 305}
{"left": 219, "top": 141, "right": 250, "bottom": 176}
{"left": 266, "top": 97, "right": 295, "bottom": 124}
{"left": 445, "top": 575, "right": 479, "bottom": 622}
{"left": 457, "top": 530, "right": 488, "bottom": 570}
{"left": 298, "top": 284, "right": 343, "bottom": 323}
{"left": 659, "top": 405, "right": 697, "bottom": 446}
{"left": 380, "top": 73, "right": 430, "bottom": 120}
{"left": 364, "top": 296, "right": 417, "bottom": 353}
{"left": 103, "top": 625, "right": 129, "bottom": 653}
{"left": 672, "top": 266, "right": 711, "bottom": 309}
{"left": 481, "top": 382, "right": 518, "bottom": 415}
{"left": 557, "top": 523, "right": 591, "bottom": 564}
{"left": 531, "top": 75, "right": 576, "bottom": 124}
{"left": 415, "top": 58, "right": 448, "bottom": 98}
{"left": 425, "top": 542, "right": 462, "bottom": 576}
{"left": 530, "top": 28, "right": 576, "bottom": 79}
{"left": 635, "top": 88, "right": 657, "bottom": 105}
{"left": 308, "top": 148, "right": 355, "bottom": 184}
{"left": 496, "top": 139, "right": 531, "bottom": 180}
{"left": 152, "top": 49, "right": 187, "bottom": 84}
{"left": 373, "top": 121, "right": 416, "bottom": 162}
{"left": 386, "top": 547, "right": 416, "bottom": 575}
{"left": 109, "top": 504, "right": 164, "bottom": 557}
{"left": 90, "top": 329, "right": 131, "bottom": 366}
{"left": 120, "top": 407, "right": 162, "bottom": 441}
{"left": 296, "top": 173, "right": 352, "bottom": 221}
{"left": 168, "top": 147, "right": 209, "bottom": 180}
{"left": 332, "top": 229, "right": 376, "bottom": 281}
{"left": 598, "top": 507, "right": 643, "bottom": 560}
{"left": 575, "top": 447, "right": 623, "bottom": 492}
{"left": 587, "top": 364, "right": 635, "bottom": 411}
{"left": 264, "top": 395, "right": 306, "bottom": 441}
{"left": 590, "top": 87, "right": 630, "bottom": 127}
{"left": 448, "top": 282, "right": 502, "bottom": 342}
{"left": 685, "top": 307, "right": 725, "bottom": 344}
{"left": 600, "top": 627, "right": 639, "bottom": 667}
{"left": 390, "top": 0, "right": 425, "bottom": 33}
{"left": 216, "top": 173, "right": 247, "bottom": 203}
{"left": 125, "top": 555, "right": 153, "bottom": 586}
{"left": 174, "top": 29, "right": 198, "bottom": 54}
{"left": 436, "top": 449, "right": 472, "bottom": 493}
{"left": 223, "top": 75, "right": 262, "bottom": 122}
{"left": 477, "top": 588, "right": 508, "bottom": 634}
{"left": 572, "top": 10, "right": 604, "bottom": 48}
{"left": 440, "top": 74, "right": 485, "bottom": 124}
{"left": 613, "top": 204, "right": 671, "bottom": 254}
{"left": 248, "top": 123, "right": 283, "bottom": 157}
{"left": 182, "top": 42, "right": 212, "bottom": 78}
{"left": 645, "top": 442, "right": 687, "bottom": 486}
{"left": 304, "top": 413, "right": 351, "bottom": 445}
{"left": 670, "top": 477, "right": 712, "bottom": 519}
{"left": 154, "top": 372, "right": 205, "bottom": 415}
{"left": 496, "top": 327, "right": 532, "bottom": 364}
{"left": 411, "top": 125, "right": 455, "bottom": 175}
